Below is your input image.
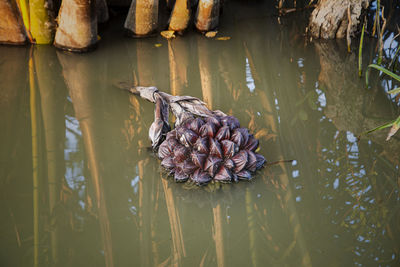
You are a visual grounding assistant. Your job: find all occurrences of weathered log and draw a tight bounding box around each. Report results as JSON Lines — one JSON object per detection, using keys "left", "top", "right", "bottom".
{"left": 124, "top": 0, "right": 159, "bottom": 37}
{"left": 54, "top": 0, "right": 98, "bottom": 52}
{"left": 308, "top": 0, "right": 369, "bottom": 39}
{"left": 195, "top": 0, "right": 220, "bottom": 32}
{"left": 0, "top": 0, "right": 27, "bottom": 44}
{"left": 168, "top": 0, "right": 190, "bottom": 33}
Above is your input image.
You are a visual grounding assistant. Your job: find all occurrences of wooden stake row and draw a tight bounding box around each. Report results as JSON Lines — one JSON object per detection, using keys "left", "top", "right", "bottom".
{"left": 0, "top": 0, "right": 221, "bottom": 52}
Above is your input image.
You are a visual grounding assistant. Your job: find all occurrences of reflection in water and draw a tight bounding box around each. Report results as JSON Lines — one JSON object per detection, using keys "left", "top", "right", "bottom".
{"left": 1, "top": 4, "right": 399, "bottom": 267}
{"left": 58, "top": 52, "right": 114, "bottom": 267}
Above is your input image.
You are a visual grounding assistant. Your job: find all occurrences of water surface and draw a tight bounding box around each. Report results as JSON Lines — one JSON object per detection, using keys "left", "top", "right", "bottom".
{"left": 1, "top": 2, "right": 399, "bottom": 267}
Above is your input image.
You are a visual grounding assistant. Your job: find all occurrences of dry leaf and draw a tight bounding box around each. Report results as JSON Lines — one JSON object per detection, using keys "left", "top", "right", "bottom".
{"left": 205, "top": 31, "right": 218, "bottom": 38}
{"left": 154, "top": 43, "right": 162, "bottom": 47}
{"left": 216, "top": 36, "right": 231, "bottom": 41}
{"left": 161, "top": 30, "right": 176, "bottom": 39}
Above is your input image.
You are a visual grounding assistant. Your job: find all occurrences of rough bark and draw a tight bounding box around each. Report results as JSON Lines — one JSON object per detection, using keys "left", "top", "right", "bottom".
{"left": 309, "top": 0, "right": 369, "bottom": 39}
{"left": 54, "top": 0, "right": 97, "bottom": 52}
{"left": 0, "top": 0, "right": 27, "bottom": 44}
{"left": 195, "top": 0, "right": 220, "bottom": 32}
{"left": 124, "top": 0, "right": 158, "bottom": 37}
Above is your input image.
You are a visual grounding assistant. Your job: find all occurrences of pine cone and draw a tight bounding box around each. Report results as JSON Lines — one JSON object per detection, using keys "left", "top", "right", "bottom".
{"left": 158, "top": 115, "right": 266, "bottom": 185}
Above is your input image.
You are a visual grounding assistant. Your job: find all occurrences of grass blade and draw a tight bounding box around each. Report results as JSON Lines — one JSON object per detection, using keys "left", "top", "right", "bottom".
{"left": 366, "top": 64, "right": 400, "bottom": 87}
{"left": 358, "top": 20, "right": 366, "bottom": 77}
{"left": 387, "top": 87, "right": 400, "bottom": 95}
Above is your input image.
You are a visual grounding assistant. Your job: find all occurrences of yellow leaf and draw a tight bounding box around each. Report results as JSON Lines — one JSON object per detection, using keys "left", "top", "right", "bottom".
{"left": 205, "top": 31, "right": 218, "bottom": 38}
{"left": 161, "top": 30, "right": 176, "bottom": 39}
{"left": 154, "top": 43, "right": 162, "bottom": 47}
{"left": 216, "top": 36, "right": 231, "bottom": 41}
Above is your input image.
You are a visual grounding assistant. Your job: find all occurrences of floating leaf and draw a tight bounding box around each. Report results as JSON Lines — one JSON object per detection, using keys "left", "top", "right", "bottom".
{"left": 154, "top": 43, "right": 162, "bottom": 47}
{"left": 205, "top": 31, "right": 218, "bottom": 38}
{"left": 386, "top": 115, "right": 400, "bottom": 141}
{"left": 216, "top": 36, "right": 231, "bottom": 41}
{"left": 161, "top": 30, "right": 176, "bottom": 39}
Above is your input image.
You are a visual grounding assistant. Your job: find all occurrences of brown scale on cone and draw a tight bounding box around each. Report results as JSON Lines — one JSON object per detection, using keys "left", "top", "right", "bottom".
{"left": 120, "top": 85, "right": 266, "bottom": 185}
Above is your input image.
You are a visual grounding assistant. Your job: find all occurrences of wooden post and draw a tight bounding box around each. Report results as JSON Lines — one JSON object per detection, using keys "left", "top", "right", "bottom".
{"left": 97, "top": 0, "right": 109, "bottom": 24}
{"left": 168, "top": 0, "right": 190, "bottom": 33}
{"left": 0, "top": 0, "right": 27, "bottom": 44}
{"left": 124, "top": 0, "right": 159, "bottom": 37}
{"left": 54, "top": 0, "right": 98, "bottom": 52}
{"left": 29, "top": 0, "right": 55, "bottom": 44}
{"left": 195, "top": 0, "right": 220, "bottom": 33}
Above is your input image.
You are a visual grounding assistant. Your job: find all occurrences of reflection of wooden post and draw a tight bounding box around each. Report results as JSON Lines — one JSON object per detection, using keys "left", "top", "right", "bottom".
{"left": 212, "top": 203, "right": 225, "bottom": 267}
{"left": 168, "top": 39, "right": 190, "bottom": 95}
{"left": 96, "top": 0, "right": 109, "bottom": 23}
{"left": 55, "top": 0, "right": 98, "bottom": 52}
{"left": 197, "top": 37, "right": 217, "bottom": 109}
{"left": 195, "top": 0, "right": 220, "bottom": 32}
{"left": 245, "top": 189, "right": 257, "bottom": 267}
{"left": 29, "top": 52, "right": 41, "bottom": 267}
{"left": 162, "top": 179, "right": 186, "bottom": 266}
{"left": 278, "top": 164, "right": 312, "bottom": 267}
{"left": 134, "top": 40, "right": 156, "bottom": 86}
{"left": 138, "top": 159, "right": 152, "bottom": 266}
{"left": 0, "top": 0, "right": 27, "bottom": 44}
{"left": 125, "top": 0, "right": 158, "bottom": 37}
{"left": 34, "top": 46, "right": 66, "bottom": 264}
{"left": 57, "top": 52, "right": 114, "bottom": 267}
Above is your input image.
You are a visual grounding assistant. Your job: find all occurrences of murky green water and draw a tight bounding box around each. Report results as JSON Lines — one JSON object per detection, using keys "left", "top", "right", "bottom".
{"left": 1, "top": 2, "right": 400, "bottom": 267}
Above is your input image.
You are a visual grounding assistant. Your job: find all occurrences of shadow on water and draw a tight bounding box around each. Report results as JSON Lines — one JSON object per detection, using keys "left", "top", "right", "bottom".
{"left": 0, "top": 1, "right": 399, "bottom": 267}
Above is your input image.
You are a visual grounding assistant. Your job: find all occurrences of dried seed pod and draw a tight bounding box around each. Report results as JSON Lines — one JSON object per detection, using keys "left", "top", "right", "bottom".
{"left": 195, "top": 137, "right": 209, "bottom": 154}
{"left": 231, "top": 150, "right": 248, "bottom": 172}
{"left": 215, "top": 125, "right": 230, "bottom": 141}
{"left": 161, "top": 156, "right": 175, "bottom": 170}
{"left": 246, "top": 150, "right": 258, "bottom": 172}
{"left": 181, "top": 129, "right": 199, "bottom": 147}
{"left": 166, "top": 129, "right": 177, "bottom": 140}
{"left": 158, "top": 141, "right": 172, "bottom": 159}
{"left": 173, "top": 145, "right": 189, "bottom": 163}
{"left": 221, "top": 140, "right": 238, "bottom": 158}
{"left": 191, "top": 152, "right": 207, "bottom": 168}
{"left": 174, "top": 168, "right": 189, "bottom": 182}
{"left": 236, "top": 128, "right": 250, "bottom": 147}
{"left": 221, "top": 116, "right": 240, "bottom": 130}
{"left": 205, "top": 116, "right": 221, "bottom": 127}
{"left": 209, "top": 138, "right": 223, "bottom": 158}
{"left": 236, "top": 170, "right": 252, "bottom": 180}
{"left": 214, "top": 166, "right": 232, "bottom": 182}
{"left": 245, "top": 135, "right": 259, "bottom": 152}
{"left": 166, "top": 137, "right": 179, "bottom": 149}
{"left": 192, "top": 169, "right": 212, "bottom": 185}
{"left": 199, "top": 122, "right": 217, "bottom": 138}
{"left": 204, "top": 156, "right": 223, "bottom": 177}
{"left": 189, "top": 117, "right": 205, "bottom": 133}
{"left": 224, "top": 158, "right": 235, "bottom": 170}
{"left": 255, "top": 153, "right": 266, "bottom": 169}
{"left": 231, "top": 129, "right": 244, "bottom": 147}
{"left": 179, "top": 160, "right": 198, "bottom": 175}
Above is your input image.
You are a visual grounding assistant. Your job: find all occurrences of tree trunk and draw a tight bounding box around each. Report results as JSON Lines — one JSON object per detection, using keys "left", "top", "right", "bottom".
{"left": 308, "top": 0, "right": 369, "bottom": 39}
{"left": 54, "top": 0, "right": 97, "bottom": 52}
{"left": 0, "top": 0, "right": 27, "bottom": 44}
{"left": 124, "top": 0, "right": 159, "bottom": 37}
